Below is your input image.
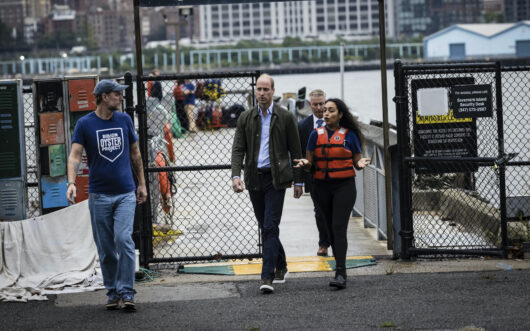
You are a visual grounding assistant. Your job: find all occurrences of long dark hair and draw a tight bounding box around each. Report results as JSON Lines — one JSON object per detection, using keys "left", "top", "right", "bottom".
{"left": 326, "top": 98, "right": 363, "bottom": 146}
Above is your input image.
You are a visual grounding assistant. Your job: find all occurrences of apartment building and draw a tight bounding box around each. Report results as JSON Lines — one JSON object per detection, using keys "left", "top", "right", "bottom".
{"left": 395, "top": 0, "right": 483, "bottom": 37}
{"left": 195, "top": 0, "right": 395, "bottom": 43}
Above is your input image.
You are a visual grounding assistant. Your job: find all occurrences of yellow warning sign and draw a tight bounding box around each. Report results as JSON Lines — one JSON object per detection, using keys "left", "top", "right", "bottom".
{"left": 415, "top": 109, "right": 472, "bottom": 124}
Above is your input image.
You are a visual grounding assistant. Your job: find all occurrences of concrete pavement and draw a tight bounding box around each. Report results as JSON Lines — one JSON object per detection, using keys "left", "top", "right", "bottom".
{"left": 2, "top": 265, "right": 529, "bottom": 330}
{"left": 3, "top": 185, "right": 530, "bottom": 330}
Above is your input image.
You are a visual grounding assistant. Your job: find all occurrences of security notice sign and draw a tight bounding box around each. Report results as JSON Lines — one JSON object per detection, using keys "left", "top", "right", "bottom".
{"left": 412, "top": 78, "right": 478, "bottom": 174}
{"left": 451, "top": 84, "right": 493, "bottom": 118}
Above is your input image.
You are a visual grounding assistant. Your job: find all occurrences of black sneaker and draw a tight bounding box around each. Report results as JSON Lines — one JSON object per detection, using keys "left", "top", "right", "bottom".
{"left": 122, "top": 294, "right": 136, "bottom": 312}
{"left": 105, "top": 297, "right": 121, "bottom": 310}
{"left": 273, "top": 268, "right": 289, "bottom": 284}
{"left": 329, "top": 274, "right": 347, "bottom": 289}
{"left": 259, "top": 279, "right": 274, "bottom": 294}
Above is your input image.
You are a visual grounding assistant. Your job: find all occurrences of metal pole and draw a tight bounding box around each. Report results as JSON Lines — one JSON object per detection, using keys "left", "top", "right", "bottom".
{"left": 133, "top": 0, "right": 152, "bottom": 267}
{"left": 340, "top": 42, "right": 344, "bottom": 100}
{"left": 495, "top": 61, "right": 507, "bottom": 257}
{"left": 175, "top": 22, "right": 181, "bottom": 73}
{"left": 378, "top": 0, "right": 393, "bottom": 250}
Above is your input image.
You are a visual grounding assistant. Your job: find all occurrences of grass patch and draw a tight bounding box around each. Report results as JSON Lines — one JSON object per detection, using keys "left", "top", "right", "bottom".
{"left": 379, "top": 322, "right": 397, "bottom": 328}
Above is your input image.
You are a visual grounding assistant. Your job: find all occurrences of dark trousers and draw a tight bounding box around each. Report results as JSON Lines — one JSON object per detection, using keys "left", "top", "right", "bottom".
{"left": 312, "top": 177, "right": 356, "bottom": 271}
{"left": 248, "top": 171, "right": 287, "bottom": 280}
{"left": 310, "top": 186, "right": 330, "bottom": 248}
{"left": 175, "top": 100, "right": 188, "bottom": 131}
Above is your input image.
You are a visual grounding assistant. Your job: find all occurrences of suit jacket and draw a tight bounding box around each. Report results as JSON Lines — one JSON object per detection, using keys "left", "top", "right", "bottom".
{"left": 298, "top": 115, "right": 316, "bottom": 192}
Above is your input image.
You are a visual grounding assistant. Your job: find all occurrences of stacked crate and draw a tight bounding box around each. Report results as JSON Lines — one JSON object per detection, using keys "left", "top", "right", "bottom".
{"left": 65, "top": 77, "right": 97, "bottom": 203}
{"left": 0, "top": 80, "right": 27, "bottom": 220}
{"left": 34, "top": 76, "right": 97, "bottom": 214}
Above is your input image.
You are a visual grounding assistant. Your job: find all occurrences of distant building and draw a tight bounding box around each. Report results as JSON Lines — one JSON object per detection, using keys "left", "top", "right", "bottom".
{"left": 395, "top": 0, "right": 483, "bottom": 37}
{"left": 483, "top": 0, "right": 503, "bottom": 13}
{"left": 424, "top": 21, "right": 530, "bottom": 60}
{"left": 83, "top": 7, "right": 134, "bottom": 50}
{"left": 43, "top": 4, "right": 76, "bottom": 35}
{"left": 26, "top": 0, "right": 51, "bottom": 19}
{"left": 23, "top": 17, "right": 40, "bottom": 44}
{"left": 194, "top": 0, "right": 395, "bottom": 44}
{"left": 504, "top": 0, "right": 530, "bottom": 22}
{"left": 0, "top": 0, "right": 26, "bottom": 35}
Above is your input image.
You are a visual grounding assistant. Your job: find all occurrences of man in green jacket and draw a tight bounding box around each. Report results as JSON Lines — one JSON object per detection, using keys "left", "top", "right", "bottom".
{"left": 231, "top": 74, "right": 303, "bottom": 294}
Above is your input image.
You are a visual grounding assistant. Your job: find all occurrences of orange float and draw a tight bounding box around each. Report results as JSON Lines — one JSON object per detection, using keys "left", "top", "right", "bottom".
{"left": 164, "top": 123, "right": 175, "bottom": 162}
{"left": 155, "top": 151, "right": 171, "bottom": 214}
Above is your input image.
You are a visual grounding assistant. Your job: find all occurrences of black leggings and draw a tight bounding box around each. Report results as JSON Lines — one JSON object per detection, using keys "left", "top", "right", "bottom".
{"left": 312, "top": 177, "right": 356, "bottom": 271}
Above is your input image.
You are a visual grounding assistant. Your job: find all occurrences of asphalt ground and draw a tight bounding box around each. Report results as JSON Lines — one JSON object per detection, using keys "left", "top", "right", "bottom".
{"left": 2, "top": 259, "right": 529, "bottom": 331}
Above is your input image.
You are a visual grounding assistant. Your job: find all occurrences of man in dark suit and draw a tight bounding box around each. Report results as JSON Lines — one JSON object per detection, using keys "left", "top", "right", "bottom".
{"left": 297, "top": 89, "right": 330, "bottom": 256}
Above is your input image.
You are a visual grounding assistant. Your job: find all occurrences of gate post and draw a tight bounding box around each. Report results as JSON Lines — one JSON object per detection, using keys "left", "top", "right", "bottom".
{"left": 495, "top": 61, "right": 508, "bottom": 257}
{"left": 393, "top": 60, "right": 414, "bottom": 259}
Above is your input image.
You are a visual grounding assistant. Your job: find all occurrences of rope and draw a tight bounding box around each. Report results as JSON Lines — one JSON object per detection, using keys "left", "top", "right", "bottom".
{"left": 135, "top": 267, "right": 162, "bottom": 283}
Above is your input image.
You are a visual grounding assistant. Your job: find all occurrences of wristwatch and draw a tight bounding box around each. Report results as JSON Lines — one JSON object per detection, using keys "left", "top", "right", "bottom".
{"left": 67, "top": 182, "right": 76, "bottom": 187}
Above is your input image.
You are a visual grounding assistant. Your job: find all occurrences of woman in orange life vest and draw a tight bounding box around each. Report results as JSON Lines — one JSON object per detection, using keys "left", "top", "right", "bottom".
{"left": 295, "top": 98, "right": 370, "bottom": 289}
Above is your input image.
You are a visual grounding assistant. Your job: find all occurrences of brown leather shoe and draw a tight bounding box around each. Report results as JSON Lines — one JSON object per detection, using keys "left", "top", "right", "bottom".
{"left": 317, "top": 246, "right": 328, "bottom": 256}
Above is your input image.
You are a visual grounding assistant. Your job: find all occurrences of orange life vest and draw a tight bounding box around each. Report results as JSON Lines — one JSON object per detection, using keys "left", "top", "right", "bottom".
{"left": 147, "top": 81, "right": 153, "bottom": 97}
{"left": 313, "top": 127, "right": 355, "bottom": 180}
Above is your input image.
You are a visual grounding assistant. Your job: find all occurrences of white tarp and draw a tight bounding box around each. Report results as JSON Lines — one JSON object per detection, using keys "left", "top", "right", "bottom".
{"left": 0, "top": 200, "right": 103, "bottom": 302}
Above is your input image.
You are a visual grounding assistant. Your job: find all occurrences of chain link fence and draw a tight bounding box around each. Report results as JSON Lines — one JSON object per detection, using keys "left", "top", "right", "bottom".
{"left": 395, "top": 62, "right": 530, "bottom": 257}
{"left": 135, "top": 71, "right": 262, "bottom": 264}
{"left": 22, "top": 87, "right": 41, "bottom": 218}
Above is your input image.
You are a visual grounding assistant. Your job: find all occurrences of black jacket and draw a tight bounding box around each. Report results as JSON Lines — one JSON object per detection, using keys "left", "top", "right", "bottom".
{"left": 231, "top": 104, "right": 303, "bottom": 190}
{"left": 298, "top": 114, "right": 316, "bottom": 193}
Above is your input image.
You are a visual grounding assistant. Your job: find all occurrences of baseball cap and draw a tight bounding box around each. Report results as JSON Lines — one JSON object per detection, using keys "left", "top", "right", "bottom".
{"left": 93, "top": 80, "right": 128, "bottom": 96}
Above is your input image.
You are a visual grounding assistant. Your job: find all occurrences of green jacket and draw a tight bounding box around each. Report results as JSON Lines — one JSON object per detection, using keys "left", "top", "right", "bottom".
{"left": 231, "top": 103, "right": 303, "bottom": 190}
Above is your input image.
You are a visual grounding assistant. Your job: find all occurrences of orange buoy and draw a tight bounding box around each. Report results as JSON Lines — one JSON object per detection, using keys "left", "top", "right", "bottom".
{"left": 164, "top": 123, "right": 175, "bottom": 162}
{"left": 155, "top": 151, "right": 171, "bottom": 214}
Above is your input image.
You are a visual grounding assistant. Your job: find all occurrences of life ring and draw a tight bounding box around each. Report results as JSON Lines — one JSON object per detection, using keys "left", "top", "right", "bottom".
{"left": 155, "top": 151, "right": 171, "bottom": 214}
{"left": 164, "top": 123, "right": 175, "bottom": 162}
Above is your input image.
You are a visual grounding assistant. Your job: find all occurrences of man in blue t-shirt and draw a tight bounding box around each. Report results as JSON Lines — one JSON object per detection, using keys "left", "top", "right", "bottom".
{"left": 66, "top": 79, "right": 147, "bottom": 312}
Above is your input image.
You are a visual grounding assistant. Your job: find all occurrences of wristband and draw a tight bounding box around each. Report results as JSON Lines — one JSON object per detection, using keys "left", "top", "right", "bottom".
{"left": 67, "top": 182, "right": 76, "bottom": 187}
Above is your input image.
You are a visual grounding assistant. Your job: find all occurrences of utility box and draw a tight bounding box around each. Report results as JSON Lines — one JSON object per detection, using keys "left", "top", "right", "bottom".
{"left": 68, "top": 78, "right": 96, "bottom": 112}
{"left": 0, "top": 79, "right": 25, "bottom": 180}
{"left": 0, "top": 180, "right": 26, "bottom": 220}
{"left": 39, "top": 112, "right": 65, "bottom": 145}
{"left": 41, "top": 175, "right": 68, "bottom": 209}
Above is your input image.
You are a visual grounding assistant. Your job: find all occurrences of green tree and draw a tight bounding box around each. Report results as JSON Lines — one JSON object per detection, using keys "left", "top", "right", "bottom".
{"left": 77, "top": 21, "right": 96, "bottom": 50}
{"left": 484, "top": 11, "right": 503, "bottom": 23}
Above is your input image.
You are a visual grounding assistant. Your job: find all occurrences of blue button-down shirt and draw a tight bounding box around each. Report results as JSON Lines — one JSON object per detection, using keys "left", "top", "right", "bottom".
{"left": 257, "top": 103, "right": 273, "bottom": 168}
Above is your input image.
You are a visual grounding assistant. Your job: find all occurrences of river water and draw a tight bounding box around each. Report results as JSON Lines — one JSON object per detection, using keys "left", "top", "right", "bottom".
{"left": 273, "top": 69, "right": 396, "bottom": 125}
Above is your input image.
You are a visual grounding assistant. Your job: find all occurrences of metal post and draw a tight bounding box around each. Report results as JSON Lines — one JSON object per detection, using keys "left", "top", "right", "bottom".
{"left": 378, "top": 0, "right": 393, "bottom": 250}
{"left": 175, "top": 22, "right": 181, "bottom": 73}
{"left": 394, "top": 60, "right": 412, "bottom": 259}
{"left": 495, "top": 61, "right": 507, "bottom": 257}
{"left": 133, "top": 0, "right": 152, "bottom": 267}
{"left": 340, "top": 42, "right": 344, "bottom": 100}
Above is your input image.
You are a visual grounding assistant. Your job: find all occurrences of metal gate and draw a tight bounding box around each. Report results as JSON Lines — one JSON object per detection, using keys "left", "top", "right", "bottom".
{"left": 127, "top": 71, "right": 262, "bottom": 265}
{"left": 394, "top": 61, "right": 530, "bottom": 258}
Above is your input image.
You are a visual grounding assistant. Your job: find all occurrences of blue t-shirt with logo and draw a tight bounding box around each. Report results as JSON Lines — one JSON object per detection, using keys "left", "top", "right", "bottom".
{"left": 72, "top": 111, "right": 138, "bottom": 194}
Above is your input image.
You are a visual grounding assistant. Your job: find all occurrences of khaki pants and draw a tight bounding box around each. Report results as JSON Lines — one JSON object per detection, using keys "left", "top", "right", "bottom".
{"left": 185, "top": 104, "right": 197, "bottom": 132}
